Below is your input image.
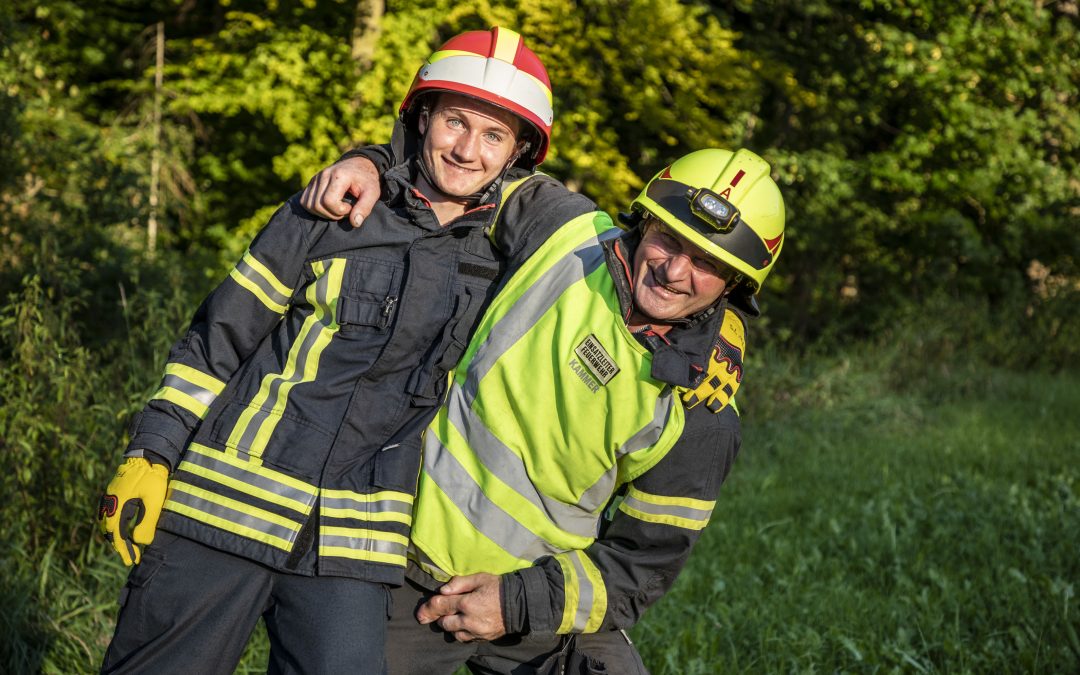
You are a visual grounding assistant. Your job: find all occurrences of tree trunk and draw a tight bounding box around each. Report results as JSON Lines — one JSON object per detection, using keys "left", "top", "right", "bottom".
{"left": 351, "top": 0, "right": 384, "bottom": 67}
{"left": 148, "top": 21, "right": 164, "bottom": 255}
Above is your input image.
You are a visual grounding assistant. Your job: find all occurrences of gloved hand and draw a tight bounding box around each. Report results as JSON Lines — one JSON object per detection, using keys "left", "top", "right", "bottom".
{"left": 98, "top": 457, "right": 169, "bottom": 566}
{"left": 682, "top": 308, "right": 745, "bottom": 413}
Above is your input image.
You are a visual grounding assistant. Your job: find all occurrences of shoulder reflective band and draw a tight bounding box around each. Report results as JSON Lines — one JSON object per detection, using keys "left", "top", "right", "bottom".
{"left": 618, "top": 484, "right": 715, "bottom": 530}
{"left": 645, "top": 179, "right": 774, "bottom": 271}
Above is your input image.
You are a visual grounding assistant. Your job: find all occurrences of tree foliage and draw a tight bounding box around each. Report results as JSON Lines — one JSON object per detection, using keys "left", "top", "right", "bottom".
{"left": 1, "top": 0, "right": 1078, "bottom": 670}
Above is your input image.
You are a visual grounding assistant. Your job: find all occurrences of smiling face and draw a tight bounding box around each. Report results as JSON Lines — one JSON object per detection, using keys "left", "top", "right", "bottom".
{"left": 417, "top": 93, "right": 525, "bottom": 200}
{"left": 629, "top": 218, "right": 732, "bottom": 330}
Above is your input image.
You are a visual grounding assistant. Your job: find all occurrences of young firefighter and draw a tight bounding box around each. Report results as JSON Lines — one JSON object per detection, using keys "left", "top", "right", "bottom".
{"left": 302, "top": 148, "right": 784, "bottom": 673}
{"left": 97, "top": 28, "right": 577, "bottom": 673}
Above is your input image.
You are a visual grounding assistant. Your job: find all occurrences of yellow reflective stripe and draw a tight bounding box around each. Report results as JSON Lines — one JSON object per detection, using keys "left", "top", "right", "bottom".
{"left": 576, "top": 551, "right": 607, "bottom": 633}
{"left": 225, "top": 259, "right": 344, "bottom": 460}
{"left": 492, "top": 28, "right": 521, "bottom": 63}
{"left": 318, "top": 546, "right": 407, "bottom": 565}
{"left": 321, "top": 526, "right": 409, "bottom": 546}
{"left": 178, "top": 458, "right": 312, "bottom": 515}
{"left": 163, "top": 363, "right": 226, "bottom": 395}
{"left": 229, "top": 267, "right": 289, "bottom": 314}
{"left": 427, "top": 49, "right": 477, "bottom": 63}
{"left": 242, "top": 249, "right": 293, "bottom": 298}
{"left": 165, "top": 484, "right": 297, "bottom": 552}
{"left": 626, "top": 486, "right": 714, "bottom": 511}
{"left": 186, "top": 443, "right": 319, "bottom": 496}
{"left": 320, "top": 488, "right": 413, "bottom": 503}
{"left": 555, "top": 554, "right": 578, "bottom": 634}
{"left": 248, "top": 258, "right": 343, "bottom": 458}
{"left": 165, "top": 501, "right": 295, "bottom": 552}
{"left": 618, "top": 485, "right": 716, "bottom": 531}
{"left": 151, "top": 386, "right": 209, "bottom": 419}
{"left": 169, "top": 481, "right": 303, "bottom": 533}
{"left": 320, "top": 507, "right": 412, "bottom": 525}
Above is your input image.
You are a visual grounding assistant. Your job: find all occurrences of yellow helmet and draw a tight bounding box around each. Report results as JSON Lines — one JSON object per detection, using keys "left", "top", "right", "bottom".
{"left": 632, "top": 148, "right": 786, "bottom": 291}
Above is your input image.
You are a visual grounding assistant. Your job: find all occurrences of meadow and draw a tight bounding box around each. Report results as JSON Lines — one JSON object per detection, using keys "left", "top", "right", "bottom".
{"left": 635, "top": 356, "right": 1080, "bottom": 673}
{"left": 5, "top": 338, "right": 1076, "bottom": 673}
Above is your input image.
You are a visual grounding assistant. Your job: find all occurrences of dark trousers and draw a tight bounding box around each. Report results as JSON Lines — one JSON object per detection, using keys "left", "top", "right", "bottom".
{"left": 101, "top": 532, "right": 389, "bottom": 674}
{"left": 385, "top": 578, "right": 649, "bottom": 675}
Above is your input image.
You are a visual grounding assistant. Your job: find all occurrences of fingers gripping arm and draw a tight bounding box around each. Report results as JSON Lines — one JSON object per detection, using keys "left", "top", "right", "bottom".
{"left": 300, "top": 156, "right": 381, "bottom": 228}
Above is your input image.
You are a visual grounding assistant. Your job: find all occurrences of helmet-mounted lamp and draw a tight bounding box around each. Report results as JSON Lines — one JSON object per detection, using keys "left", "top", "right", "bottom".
{"left": 689, "top": 187, "right": 739, "bottom": 233}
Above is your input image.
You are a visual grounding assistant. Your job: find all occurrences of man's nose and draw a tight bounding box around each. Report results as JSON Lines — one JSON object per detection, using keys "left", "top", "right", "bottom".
{"left": 451, "top": 133, "right": 480, "bottom": 162}
{"left": 662, "top": 252, "right": 694, "bottom": 281}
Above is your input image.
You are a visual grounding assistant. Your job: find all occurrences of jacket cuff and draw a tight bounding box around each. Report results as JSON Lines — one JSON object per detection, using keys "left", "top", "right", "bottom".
{"left": 126, "top": 412, "right": 188, "bottom": 471}
{"left": 500, "top": 572, "right": 527, "bottom": 634}
{"left": 516, "top": 565, "right": 560, "bottom": 634}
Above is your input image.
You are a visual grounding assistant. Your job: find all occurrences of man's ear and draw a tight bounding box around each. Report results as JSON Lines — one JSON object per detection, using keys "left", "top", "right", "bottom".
{"left": 417, "top": 108, "right": 429, "bottom": 136}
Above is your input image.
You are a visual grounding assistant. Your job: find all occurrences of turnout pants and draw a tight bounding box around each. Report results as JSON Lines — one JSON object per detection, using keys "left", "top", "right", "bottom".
{"left": 101, "top": 532, "right": 390, "bottom": 674}
{"left": 385, "top": 578, "right": 649, "bottom": 675}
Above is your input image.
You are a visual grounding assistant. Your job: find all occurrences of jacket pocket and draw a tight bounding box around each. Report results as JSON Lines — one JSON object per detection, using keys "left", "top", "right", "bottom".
{"left": 209, "top": 401, "right": 333, "bottom": 481}
{"left": 372, "top": 439, "right": 422, "bottom": 496}
{"left": 338, "top": 257, "right": 402, "bottom": 334}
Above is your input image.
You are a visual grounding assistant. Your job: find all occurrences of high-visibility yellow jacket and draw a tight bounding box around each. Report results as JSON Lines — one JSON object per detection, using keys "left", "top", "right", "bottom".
{"left": 407, "top": 210, "right": 745, "bottom": 633}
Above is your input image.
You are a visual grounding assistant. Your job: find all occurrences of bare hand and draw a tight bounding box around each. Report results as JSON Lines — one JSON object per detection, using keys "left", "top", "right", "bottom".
{"left": 300, "top": 156, "right": 380, "bottom": 228}
{"left": 416, "top": 573, "right": 506, "bottom": 642}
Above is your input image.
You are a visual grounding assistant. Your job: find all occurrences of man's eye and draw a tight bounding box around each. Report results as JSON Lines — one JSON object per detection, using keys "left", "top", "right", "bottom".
{"left": 484, "top": 132, "right": 505, "bottom": 143}
{"left": 693, "top": 258, "right": 719, "bottom": 274}
{"left": 446, "top": 118, "right": 463, "bottom": 128}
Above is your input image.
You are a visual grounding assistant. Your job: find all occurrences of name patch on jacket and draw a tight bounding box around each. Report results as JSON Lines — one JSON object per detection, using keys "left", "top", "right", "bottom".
{"left": 571, "top": 334, "right": 620, "bottom": 391}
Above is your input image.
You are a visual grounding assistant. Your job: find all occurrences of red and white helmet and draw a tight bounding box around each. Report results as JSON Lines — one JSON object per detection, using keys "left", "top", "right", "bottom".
{"left": 400, "top": 27, "right": 554, "bottom": 169}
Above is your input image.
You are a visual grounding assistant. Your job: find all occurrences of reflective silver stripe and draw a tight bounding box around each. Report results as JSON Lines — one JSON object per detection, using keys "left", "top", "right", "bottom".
{"left": 619, "top": 495, "right": 714, "bottom": 523}
{"left": 577, "top": 389, "right": 677, "bottom": 511}
{"left": 235, "top": 255, "right": 292, "bottom": 309}
{"left": 420, "top": 55, "right": 554, "bottom": 126}
{"left": 166, "top": 486, "right": 300, "bottom": 544}
{"left": 423, "top": 432, "right": 562, "bottom": 562}
{"left": 160, "top": 374, "right": 218, "bottom": 408}
{"left": 181, "top": 446, "right": 314, "bottom": 510}
{"left": 321, "top": 494, "right": 412, "bottom": 517}
{"left": 462, "top": 229, "right": 622, "bottom": 407}
{"left": 568, "top": 552, "right": 595, "bottom": 632}
{"left": 320, "top": 533, "right": 408, "bottom": 558}
{"left": 443, "top": 384, "right": 600, "bottom": 538}
{"left": 235, "top": 270, "right": 331, "bottom": 454}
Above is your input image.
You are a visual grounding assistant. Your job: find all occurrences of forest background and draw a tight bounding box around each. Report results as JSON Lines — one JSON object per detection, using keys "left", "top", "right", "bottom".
{"left": 1, "top": 0, "right": 1078, "bottom": 672}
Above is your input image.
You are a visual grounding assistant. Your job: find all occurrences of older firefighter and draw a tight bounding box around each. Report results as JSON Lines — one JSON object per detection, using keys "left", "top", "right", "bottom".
{"left": 307, "top": 148, "right": 784, "bottom": 673}
{"left": 98, "top": 27, "right": 579, "bottom": 673}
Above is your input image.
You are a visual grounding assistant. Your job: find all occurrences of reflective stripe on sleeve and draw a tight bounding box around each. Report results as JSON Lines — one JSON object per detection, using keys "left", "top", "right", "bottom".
{"left": 150, "top": 363, "right": 227, "bottom": 419}
{"left": 554, "top": 550, "right": 607, "bottom": 633}
{"left": 617, "top": 484, "right": 715, "bottom": 531}
{"left": 229, "top": 249, "right": 294, "bottom": 314}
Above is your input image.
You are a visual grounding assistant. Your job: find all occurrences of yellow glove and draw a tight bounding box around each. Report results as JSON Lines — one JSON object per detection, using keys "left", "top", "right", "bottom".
{"left": 682, "top": 308, "right": 746, "bottom": 413}
{"left": 98, "top": 457, "right": 169, "bottom": 566}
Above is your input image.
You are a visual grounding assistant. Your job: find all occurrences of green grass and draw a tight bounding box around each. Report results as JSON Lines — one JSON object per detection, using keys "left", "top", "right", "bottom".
{"left": 5, "top": 359, "right": 1078, "bottom": 673}
{"left": 632, "top": 364, "right": 1080, "bottom": 673}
